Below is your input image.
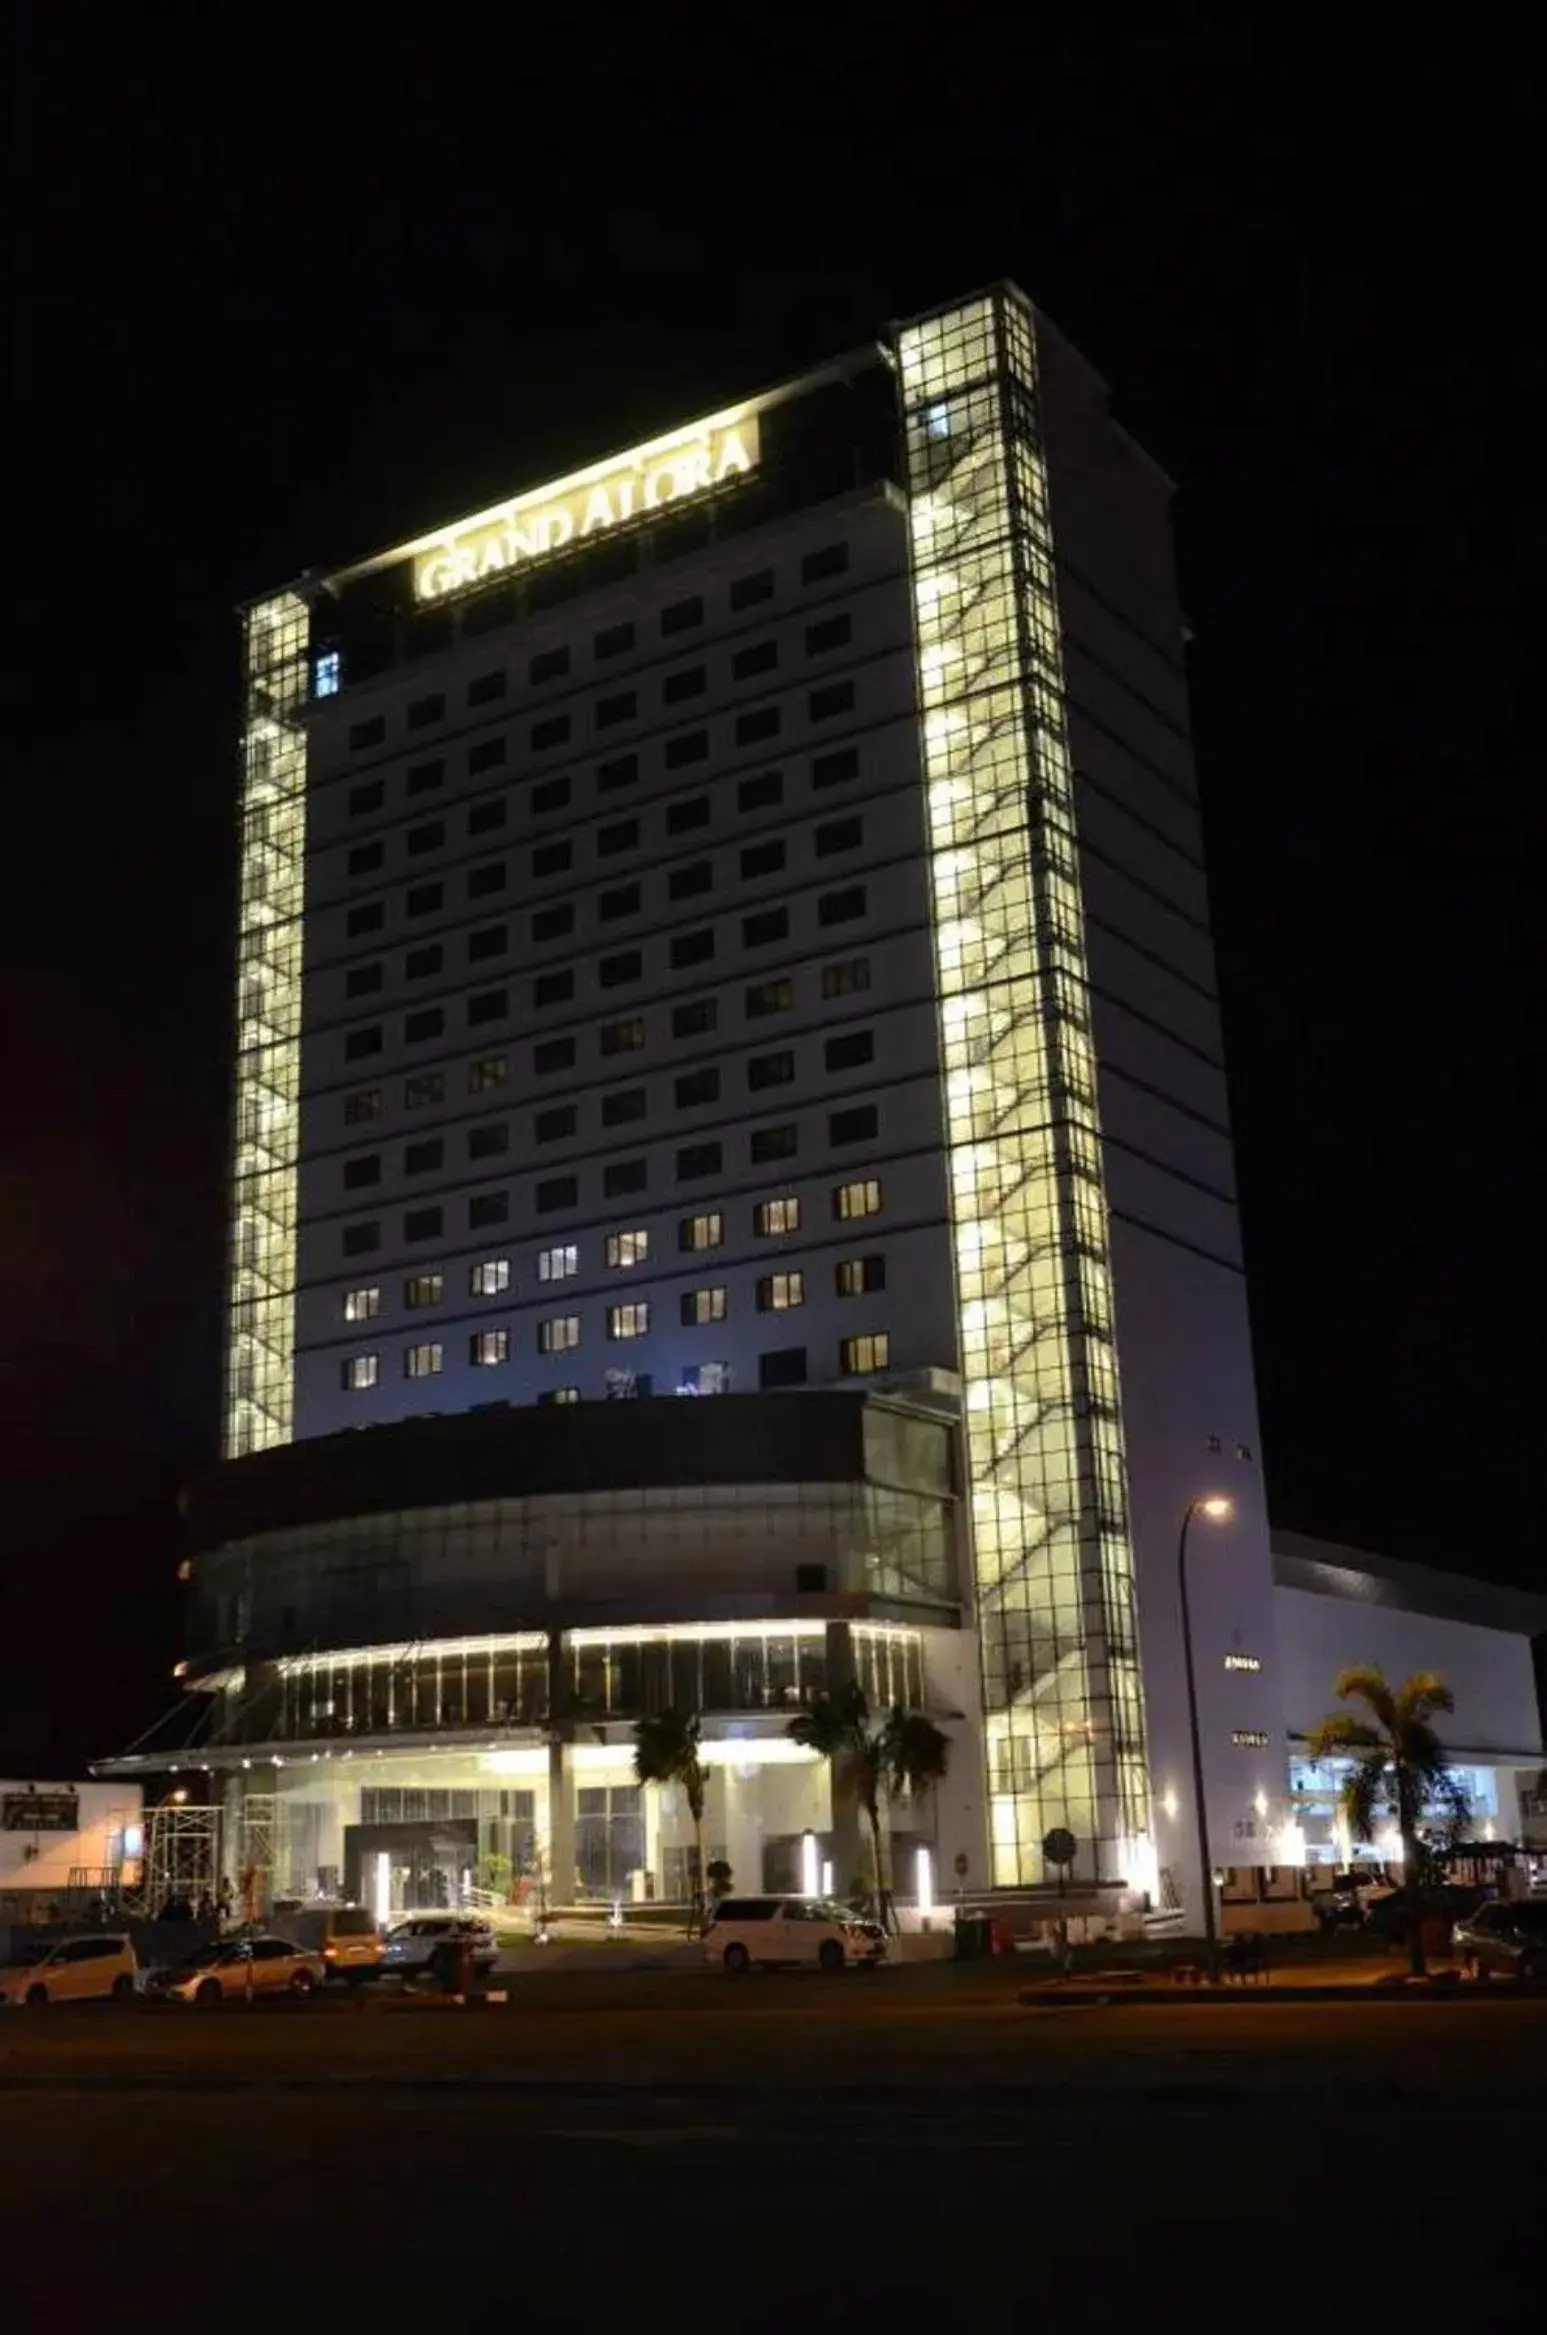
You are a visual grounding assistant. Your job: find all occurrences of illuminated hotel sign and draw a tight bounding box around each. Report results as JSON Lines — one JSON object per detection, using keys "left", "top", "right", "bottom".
{"left": 413, "top": 413, "right": 760, "bottom": 603}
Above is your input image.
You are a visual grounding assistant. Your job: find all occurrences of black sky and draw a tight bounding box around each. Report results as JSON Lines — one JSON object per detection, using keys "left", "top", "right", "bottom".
{"left": 6, "top": 14, "right": 1541, "bottom": 1773}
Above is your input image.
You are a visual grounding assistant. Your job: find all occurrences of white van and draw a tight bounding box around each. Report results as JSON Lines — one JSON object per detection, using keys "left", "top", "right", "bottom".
{"left": 704, "top": 1897, "right": 885, "bottom": 1974}
{"left": 0, "top": 1932, "right": 139, "bottom": 2007}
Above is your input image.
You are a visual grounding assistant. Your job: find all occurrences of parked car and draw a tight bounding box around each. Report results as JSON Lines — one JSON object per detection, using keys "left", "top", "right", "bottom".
{"left": 0, "top": 1933, "right": 138, "bottom": 2007}
{"left": 1453, "top": 1899, "right": 1547, "bottom": 1981}
{"left": 1365, "top": 1882, "right": 1485, "bottom": 1946}
{"left": 268, "top": 1904, "right": 384, "bottom": 1985}
{"left": 382, "top": 1916, "right": 498, "bottom": 1980}
{"left": 1309, "top": 1872, "right": 1397, "bottom": 1932}
{"left": 147, "top": 1936, "right": 327, "bottom": 2003}
{"left": 704, "top": 1896, "right": 886, "bottom": 1974}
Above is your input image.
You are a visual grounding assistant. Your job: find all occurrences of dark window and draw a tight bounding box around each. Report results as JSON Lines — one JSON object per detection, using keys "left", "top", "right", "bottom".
{"left": 599, "top": 949, "right": 642, "bottom": 987}
{"left": 741, "top": 839, "right": 785, "bottom": 879}
{"left": 533, "top": 904, "right": 575, "bottom": 942}
{"left": 404, "top": 944, "right": 443, "bottom": 980}
{"left": 404, "top": 1138, "right": 444, "bottom": 1174}
{"left": 347, "top": 903, "right": 385, "bottom": 938}
{"left": 467, "top": 924, "right": 507, "bottom": 962}
{"left": 596, "top": 691, "right": 636, "bottom": 728}
{"left": 673, "top": 997, "right": 717, "bottom": 1038}
{"left": 467, "top": 671, "right": 506, "bottom": 707}
{"left": 732, "top": 640, "right": 778, "bottom": 680}
{"left": 599, "top": 882, "right": 641, "bottom": 921}
{"left": 795, "top": 1561, "right": 827, "bottom": 1592}
{"left": 468, "top": 1054, "right": 506, "bottom": 1094}
{"left": 665, "top": 729, "right": 708, "bottom": 769}
{"left": 467, "top": 799, "right": 508, "bottom": 836}
{"left": 532, "top": 840, "right": 572, "bottom": 877}
{"left": 532, "top": 777, "right": 571, "bottom": 813}
{"left": 468, "top": 861, "right": 507, "bottom": 898}
{"left": 661, "top": 595, "right": 703, "bottom": 634}
{"left": 407, "top": 881, "right": 444, "bottom": 916}
{"left": 346, "top": 963, "right": 383, "bottom": 999}
{"left": 531, "top": 714, "right": 571, "bottom": 751}
{"left": 597, "top": 752, "right": 639, "bottom": 792}
{"left": 407, "top": 759, "right": 445, "bottom": 796}
{"left": 595, "top": 620, "right": 635, "bottom": 657}
{"left": 404, "top": 1206, "right": 444, "bottom": 1241}
{"left": 743, "top": 907, "right": 789, "bottom": 947}
{"left": 404, "top": 1007, "right": 444, "bottom": 1042}
{"left": 812, "top": 746, "right": 859, "bottom": 790}
{"left": 407, "top": 692, "right": 445, "bottom": 728}
{"left": 467, "top": 988, "right": 508, "bottom": 1025}
{"left": 533, "top": 970, "right": 574, "bottom": 1007}
{"left": 759, "top": 1346, "right": 808, "bottom": 1388}
{"left": 748, "top": 1050, "right": 794, "bottom": 1090}
{"left": 345, "top": 1025, "right": 384, "bottom": 1060}
{"left": 675, "top": 1067, "right": 720, "bottom": 1108}
{"left": 810, "top": 680, "right": 855, "bottom": 722}
{"left": 746, "top": 977, "right": 793, "bottom": 1017}
{"left": 825, "top": 1029, "right": 874, "bottom": 1072}
{"left": 602, "top": 1087, "right": 647, "bottom": 1125}
{"left": 663, "top": 666, "right": 706, "bottom": 704}
{"left": 751, "top": 1123, "right": 797, "bottom": 1163}
{"left": 342, "top": 1220, "right": 381, "bottom": 1256}
{"left": 468, "top": 1122, "right": 509, "bottom": 1160}
{"left": 469, "top": 1191, "right": 510, "bottom": 1228}
{"left": 600, "top": 1018, "right": 646, "bottom": 1056}
{"left": 729, "top": 569, "right": 775, "bottom": 610}
{"left": 836, "top": 1255, "right": 887, "bottom": 1296}
{"left": 534, "top": 1035, "right": 577, "bottom": 1073}
{"left": 805, "top": 614, "right": 852, "bottom": 654}
{"left": 802, "top": 542, "right": 849, "bottom": 584}
{"left": 672, "top": 928, "right": 715, "bottom": 970}
{"left": 405, "top": 1071, "right": 445, "bottom": 1108}
{"left": 604, "top": 1158, "right": 647, "bottom": 1196}
{"left": 816, "top": 816, "right": 863, "bottom": 856}
{"left": 666, "top": 795, "right": 710, "bottom": 835}
{"left": 598, "top": 819, "right": 639, "bottom": 857}
{"left": 677, "top": 1141, "right": 722, "bottom": 1180}
{"left": 821, "top": 955, "right": 868, "bottom": 998}
{"left": 530, "top": 646, "right": 570, "bottom": 684}
{"left": 406, "top": 821, "right": 445, "bottom": 857}
{"left": 344, "top": 1089, "right": 382, "bottom": 1123}
{"left": 469, "top": 736, "right": 508, "bottom": 775}
{"left": 536, "top": 1176, "right": 578, "bottom": 1213}
{"left": 669, "top": 860, "right": 713, "bottom": 900}
{"left": 737, "top": 770, "right": 782, "bottom": 812}
{"left": 735, "top": 706, "right": 781, "bottom": 746}
{"left": 818, "top": 885, "right": 866, "bottom": 927}
{"left": 829, "top": 1104, "right": 879, "bottom": 1144}
{"left": 343, "top": 1153, "right": 381, "bottom": 1190}
{"left": 536, "top": 1104, "right": 577, "bottom": 1142}
{"left": 349, "top": 779, "right": 385, "bottom": 817}
{"left": 348, "top": 842, "right": 384, "bottom": 877}
{"left": 349, "top": 716, "right": 386, "bottom": 751}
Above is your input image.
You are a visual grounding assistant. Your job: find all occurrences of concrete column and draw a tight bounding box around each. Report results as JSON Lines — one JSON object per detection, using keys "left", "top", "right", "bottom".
{"left": 824, "top": 1622, "right": 866, "bottom": 1897}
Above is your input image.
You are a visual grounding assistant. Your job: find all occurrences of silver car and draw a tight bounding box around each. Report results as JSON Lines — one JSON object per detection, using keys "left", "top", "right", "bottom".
{"left": 1452, "top": 1899, "right": 1547, "bottom": 1981}
{"left": 381, "top": 1916, "right": 499, "bottom": 1979}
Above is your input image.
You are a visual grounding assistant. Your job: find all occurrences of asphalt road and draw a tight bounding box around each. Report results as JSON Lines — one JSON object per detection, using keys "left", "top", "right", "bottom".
{"left": 3, "top": 1966, "right": 1543, "bottom": 2330}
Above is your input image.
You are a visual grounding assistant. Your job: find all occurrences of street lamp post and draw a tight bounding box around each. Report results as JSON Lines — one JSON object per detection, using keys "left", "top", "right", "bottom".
{"left": 1177, "top": 1495, "right": 1233, "bottom": 1980}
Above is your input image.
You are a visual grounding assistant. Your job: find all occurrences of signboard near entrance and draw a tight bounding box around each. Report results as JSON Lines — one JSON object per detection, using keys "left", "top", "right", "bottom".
{"left": 3, "top": 1791, "right": 79, "bottom": 1833}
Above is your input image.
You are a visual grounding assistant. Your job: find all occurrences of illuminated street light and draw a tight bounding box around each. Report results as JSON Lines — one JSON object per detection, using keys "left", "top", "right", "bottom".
{"left": 1178, "top": 1495, "right": 1235, "bottom": 1979}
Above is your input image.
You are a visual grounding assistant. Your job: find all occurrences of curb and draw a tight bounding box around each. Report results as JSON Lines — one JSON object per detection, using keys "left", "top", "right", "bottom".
{"left": 1018, "top": 1981, "right": 1546, "bottom": 2007}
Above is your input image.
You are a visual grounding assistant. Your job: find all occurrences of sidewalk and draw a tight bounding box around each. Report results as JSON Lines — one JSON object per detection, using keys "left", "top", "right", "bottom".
{"left": 1015, "top": 1954, "right": 1538, "bottom": 2006}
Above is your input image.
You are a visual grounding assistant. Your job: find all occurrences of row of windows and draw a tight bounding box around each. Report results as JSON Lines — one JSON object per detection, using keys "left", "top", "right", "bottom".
{"left": 342, "top": 1248, "right": 886, "bottom": 1322}
{"left": 343, "top": 617, "right": 854, "bottom": 794}
{"left": 339, "top": 545, "right": 853, "bottom": 748}
{"left": 342, "top": 1327, "right": 890, "bottom": 1389}
{"left": 338, "top": 823, "right": 865, "bottom": 980}
{"left": 338, "top": 956, "right": 873, "bottom": 1122}
{"left": 340, "top": 740, "right": 864, "bottom": 884}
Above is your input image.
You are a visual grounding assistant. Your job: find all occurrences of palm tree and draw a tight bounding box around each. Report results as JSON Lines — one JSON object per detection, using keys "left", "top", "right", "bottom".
{"left": 1304, "top": 1665, "right": 1469, "bottom": 1976}
{"left": 787, "top": 1682, "right": 950, "bottom": 1932}
{"left": 632, "top": 1707, "right": 709, "bottom": 1935}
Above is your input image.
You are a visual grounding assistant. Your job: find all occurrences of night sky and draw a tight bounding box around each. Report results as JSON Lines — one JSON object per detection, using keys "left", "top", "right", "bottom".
{"left": 7, "top": 20, "right": 1540, "bottom": 1774}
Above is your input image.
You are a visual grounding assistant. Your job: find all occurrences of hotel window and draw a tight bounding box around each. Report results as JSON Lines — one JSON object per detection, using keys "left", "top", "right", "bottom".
{"left": 732, "top": 639, "right": 778, "bottom": 680}
{"left": 681, "top": 1286, "right": 727, "bottom": 1325}
{"left": 595, "top": 620, "right": 635, "bottom": 657}
{"left": 759, "top": 1346, "right": 807, "bottom": 1388}
{"left": 468, "top": 862, "right": 507, "bottom": 898}
{"left": 672, "top": 929, "right": 715, "bottom": 970}
{"left": 665, "top": 730, "right": 708, "bottom": 769}
{"left": 346, "top": 963, "right": 383, "bottom": 999}
{"left": 809, "top": 681, "right": 855, "bottom": 723}
{"left": 404, "top": 1342, "right": 444, "bottom": 1379}
{"left": 600, "top": 1017, "right": 646, "bottom": 1056}
{"left": 754, "top": 1196, "right": 800, "bottom": 1236}
{"left": 532, "top": 777, "right": 570, "bottom": 813}
{"left": 534, "top": 1036, "right": 576, "bottom": 1074}
{"left": 821, "top": 955, "right": 870, "bottom": 998}
{"left": 597, "top": 691, "right": 636, "bottom": 728}
{"left": 673, "top": 997, "right": 716, "bottom": 1037}
{"left": 470, "top": 1257, "right": 511, "bottom": 1297}
{"left": 606, "top": 1228, "right": 650, "bottom": 1270}
{"left": 678, "top": 1212, "right": 723, "bottom": 1252}
{"left": 736, "top": 707, "right": 781, "bottom": 746}
{"left": 805, "top": 614, "right": 852, "bottom": 654}
{"left": 811, "top": 746, "right": 859, "bottom": 790}
{"left": 469, "top": 1192, "right": 510, "bottom": 1229}
{"left": 746, "top": 977, "right": 793, "bottom": 1018}
{"left": 468, "top": 925, "right": 507, "bottom": 963}
{"left": 343, "top": 1286, "right": 381, "bottom": 1323}
{"left": 758, "top": 1272, "right": 805, "bottom": 1311}
{"left": 314, "top": 650, "right": 341, "bottom": 697}
{"left": 470, "top": 1328, "right": 510, "bottom": 1367}
{"left": 538, "top": 1315, "right": 581, "bottom": 1353}
{"left": 661, "top": 594, "right": 703, "bottom": 635}
{"left": 818, "top": 886, "right": 866, "bottom": 927}
{"left": 346, "top": 1025, "right": 384, "bottom": 1060}
{"left": 743, "top": 908, "right": 789, "bottom": 947}
{"left": 467, "top": 670, "right": 506, "bottom": 706}
{"left": 540, "top": 1385, "right": 581, "bottom": 1406}
{"left": 407, "top": 759, "right": 445, "bottom": 796}
{"left": 663, "top": 666, "right": 706, "bottom": 705}
{"left": 751, "top": 1123, "right": 797, "bottom": 1164}
{"left": 666, "top": 794, "right": 710, "bottom": 835}
{"left": 603, "top": 1159, "right": 647, "bottom": 1198}
{"left": 669, "top": 860, "right": 713, "bottom": 901}
{"left": 538, "top": 1244, "right": 579, "bottom": 1282}
{"left": 407, "top": 881, "right": 443, "bottom": 915}
{"left": 532, "top": 840, "right": 572, "bottom": 878}
{"left": 834, "top": 1178, "right": 882, "bottom": 1220}
{"left": 599, "top": 950, "right": 642, "bottom": 988}
{"left": 406, "top": 820, "right": 445, "bottom": 857}
{"left": 607, "top": 1301, "right": 650, "bottom": 1340}
{"left": 467, "top": 989, "right": 508, "bottom": 1026}
{"left": 602, "top": 1087, "right": 647, "bottom": 1126}
{"left": 816, "top": 817, "right": 863, "bottom": 858}
{"left": 676, "top": 1141, "right": 722, "bottom": 1180}
{"left": 536, "top": 1176, "right": 578, "bottom": 1213}
{"left": 468, "top": 1053, "right": 508, "bottom": 1093}
{"left": 531, "top": 714, "right": 570, "bottom": 751}
{"left": 829, "top": 1105, "right": 878, "bottom": 1145}
{"left": 597, "top": 752, "right": 639, "bottom": 792}
{"left": 343, "top": 1154, "right": 381, "bottom": 1190}
{"left": 675, "top": 1066, "right": 719, "bottom": 1108}
{"left": 748, "top": 1050, "right": 794, "bottom": 1091}
{"left": 468, "top": 1121, "right": 509, "bottom": 1160}
{"left": 741, "top": 839, "right": 785, "bottom": 880}
{"left": 342, "top": 1353, "right": 379, "bottom": 1391}
{"left": 729, "top": 568, "right": 775, "bottom": 610}
{"left": 407, "top": 692, "right": 445, "bottom": 729}
{"left": 534, "top": 970, "right": 574, "bottom": 1008}
{"left": 342, "top": 1221, "right": 381, "bottom": 1257}
{"left": 825, "top": 1030, "right": 873, "bottom": 1072}
{"left": 534, "top": 904, "right": 574, "bottom": 942}
{"left": 349, "top": 716, "right": 386, "bottom": 751}
{"left": 404, "top": 1272, "right": 444, "bottom": 1309}
{"left": 404, "top": 1137, "right": 444, "bottom": 1175}
{"left": 403, "top": 1206, "right": 444, "bottom": 1241}
{"left": 600, "top": 881, "right": 642, "bottom": 922}
{"left": 680, "top": 1360, "right": 732, "bottom": 1395}
{"left": 839, "top": 1332, "right": 889, "bottom": 1375}
{"left": 348, "top": 843, "right": 384, "bottom": 878}
{"left": 802, "top": 542, "right": 849, "bottom": 584}
{"left": 344, "top": 1088, "right": 383, "bottom": 1125}
{"left": 347, "top": 903, "right": 384, "bottom": 938}
{"left": 536, "top": 1104, "right": 578, "bottom": 1143}
{"left": 467, "top": 798, "right": 506, "bottom": 838}
{"left": 738, "top": 771, "right": 782, "bottom": 812}
{"left": 404, "top": 944, "right": 443, "bottom": 979}
{"left": 530, "top": 646, "right": 570, "bottom": 684}
{"left": 598, "top": 818, "right": 639, "bottom": 857}
{"left": 836, "top": 1254, "right": 886, "bottom": 1296}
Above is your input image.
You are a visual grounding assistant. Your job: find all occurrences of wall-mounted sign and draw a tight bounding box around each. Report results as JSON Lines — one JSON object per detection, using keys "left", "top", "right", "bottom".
{"left": 414, "top": 414, "right": 760, "bottom": 604}
{"left": 1223, "top": 1653, "right": 1261, "bottom": 1672}
{"left": 1230, "top": 1730, "right": 1270, "bottom": 1750}
{"left": 3, "top": 1790, "right": 80, "bottom": 1833}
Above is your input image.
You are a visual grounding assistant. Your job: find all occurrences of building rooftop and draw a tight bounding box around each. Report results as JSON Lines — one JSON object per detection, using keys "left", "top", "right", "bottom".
{"left": 1271, "top": 1528, "right": 1547, "bottom": 1643}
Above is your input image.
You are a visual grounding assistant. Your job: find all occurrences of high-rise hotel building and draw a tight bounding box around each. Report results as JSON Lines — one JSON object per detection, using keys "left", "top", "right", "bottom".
{"left": 120, "top": 285, "right": 1286, "bottom": 1921}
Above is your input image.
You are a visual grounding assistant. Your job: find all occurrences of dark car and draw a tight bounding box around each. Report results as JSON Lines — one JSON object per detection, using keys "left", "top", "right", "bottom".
{"left": 1365, "top": 1882, "right": 1484, "bottom": 1946}
{"left": 1452, "top": 1899, "right": 1547, "bottom": 1980}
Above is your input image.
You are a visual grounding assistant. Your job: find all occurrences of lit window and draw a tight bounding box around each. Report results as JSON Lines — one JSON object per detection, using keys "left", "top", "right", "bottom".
{"left": 834, "top": 1178, "right": 882, "bottom": 1221}
{"left": 470, "top": 1329, "right": 510, "bottom": 1367}
{"left": 839, "top": 1332, "right": 889, "bottom": 1375}
{"left": 607, "top": 1302, "right": 650, "bottom": 1340}
{"left": 679, "top": 1361, "right": 732, "bottom": 1395}
{"left": 754, "top": 1196, "right": 800, "bottom": 1236}
{"left": 758, "top": 1272, "right": 805, "bottom": 1311}
{"left": 404, "top": 1342, "right": 444, "bottom": 1379}
{"left": 404, "top": 1273, "right": 444, "bottom": 1309}
{"left": 538, "top": 1244, "right": 578, "bottom": 1282}
{"left": 343, "top": 1287, "right": 381, "bottom": 1323}
{"left": 538, "top": 1315, "right": 581, "bottom": 1354}
{"left": 469, "top": 1053, "right": 508, "bottom": 1093}
{"left": 344, "top": 1088, "right": 383, "bottom": 1124}
{"left": 679, "top": 1213, "right": 723, "bottom": 1252}
{"left": 470, "top": 1257, "right": 511, "bottom": 1297}
{"left": 342, "top": 1353, "right": 378, "bottom": 1391}
{"left": 540, "top": 1386, "right": 582, "bottom": 1406}
{"left": 314, "top": 650, "right": 341, "bottom": 697}
{"left": 606, "top": 1229, "right": 650, "bottom": 1269}
{"left": 836, "top": 1254, "right": 886, "bottom": 1297}
{"left": 680, "top": 1287, "right": 727, "bottom": 1325}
